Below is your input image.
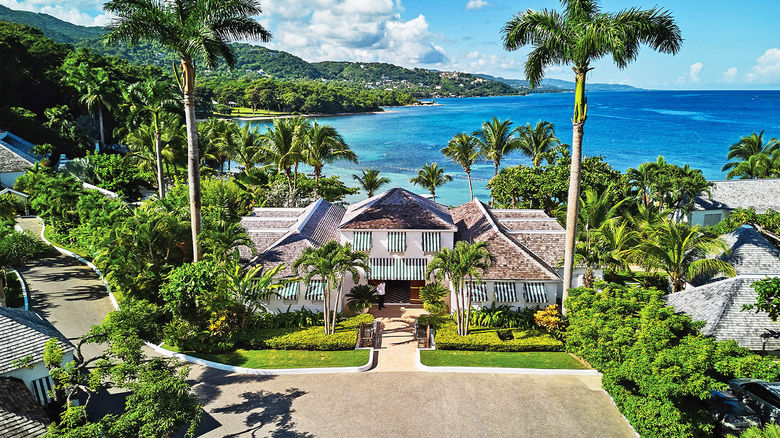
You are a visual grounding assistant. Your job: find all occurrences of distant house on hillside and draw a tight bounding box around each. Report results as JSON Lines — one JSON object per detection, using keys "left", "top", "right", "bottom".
{"left": 0, "top": 131, "right": 38, "bottom": 188}
{"left": 0, "top": 307, "right": 75, "bottom": 406}
{"left": 667, "top": 227, "right": 780, "bottom": 352}
{"left": 690, "top": 179, "right": 780, "bottom": 226}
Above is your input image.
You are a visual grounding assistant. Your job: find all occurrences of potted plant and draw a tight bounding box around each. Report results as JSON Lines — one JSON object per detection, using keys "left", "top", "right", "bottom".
{"left": 346, "top": 284, "right": 377, "bottom": 313}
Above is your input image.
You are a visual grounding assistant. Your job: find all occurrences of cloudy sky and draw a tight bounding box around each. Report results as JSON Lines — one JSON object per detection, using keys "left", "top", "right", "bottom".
{"left": 3, "top": 0, "right": 780, "bottom": 89}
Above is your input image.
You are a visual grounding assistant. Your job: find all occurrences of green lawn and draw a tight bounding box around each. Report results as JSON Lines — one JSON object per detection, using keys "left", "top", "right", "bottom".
{"left": 43, "top": 226, "right": 90, "bottom": 259}
{"left": 163, "top": 344, "right": 370, "bottom": 369}
{"left": 420, "top": 350, "right": 588, "bottom": 369}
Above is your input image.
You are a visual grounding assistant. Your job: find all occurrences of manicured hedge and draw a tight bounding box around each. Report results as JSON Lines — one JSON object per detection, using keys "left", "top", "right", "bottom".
{"left": 240, "top": 314, "right": 373, "bottom": 351}
{"left": 434, "top": 322, "right": 563, "bottom": 352}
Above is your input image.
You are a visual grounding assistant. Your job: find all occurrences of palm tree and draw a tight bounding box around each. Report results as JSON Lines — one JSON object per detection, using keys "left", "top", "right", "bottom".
{"left": 473, "top": 117, "right": 520, "bottom": 176}
{"left": 516, "top": 121, "right": 562, "bottom": 167}
{"left": 722, "top": 131, "right": 780, "bottom": 173}
{"left": 227, "top": 264, "right": 287, "bottom": 315}
{"left": 292, "top": 241, "right": 369, "bottom": 334}
{"left": 427, "top": 241, "right": 492, "bottom": 336}
{"left": 233, "top": 124, "right": 264, "bottom": 170}
{"left": 631, "top": 220, "right": 735, "bottom": 292}
{"left": 124, "top": 114, "right": 186, "bottom": 187}
{"left": 124, "top": 78, "right": 180, "bottom": 197}
{"left": 352, "top": 169, "right": 390, "bottom": 198}
{"left": 409, "top": 163, "right": 453, "bottom": 203}
{"left": 626, "top": 160, "right": 659, "bottom": 208}
{"left": 726, "top": 153, "right": 775, "bottom": 180}
{"left": 441, "top": 133, "right": 481, "bottom": 199}
{"left": 104, "top": 0, "right": 271, "bottom": 262}
{"left": 63, "top": 63, "right": 115, "bottom": 148}
{"left": 502, "top": 0, "right": 682, "bottom": 311}
{"left": 261, "top": 117, "right": 309, "bottom": 193}
{"left": 301, "top": 122, "right": 358, "bottom": 199}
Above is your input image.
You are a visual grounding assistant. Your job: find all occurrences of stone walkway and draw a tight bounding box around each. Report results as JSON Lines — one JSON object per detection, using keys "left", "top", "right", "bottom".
{"left": 370, "top": 305, "right": 427, "bottom": 372}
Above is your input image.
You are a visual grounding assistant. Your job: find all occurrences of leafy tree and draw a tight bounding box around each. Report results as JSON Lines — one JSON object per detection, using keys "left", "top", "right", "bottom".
{"left": 743, "top": 277, "right": 780, "bottom": 322}
{"left": 409, "top": 162, "right": 452, "bottom": 203}
{"left": 352, "top": 168, "right": 390, "bottom": 198}
{"left": 301, "top": 121, "right": 357, "bottom": 199}
{"left": 502, "top": 0, "right": 683, "bottom": 312}
{"left": 516, "top": 121, "right": 562, "bottom": 167}
{"left": 473, "top": 117, "right": 519, "bottom": 176}
{"left": 227, "top": 263, "right": 287, "bottom": 314}
{"left": 104, "top": 0, "right": 272, "bottom": 261}
{"left": 441, "top": 133, "right": 481, "bottom": 200}
{"left": 0, "top": 226, "right": 52, "bottom": 306}
{"left": 427, "top": 241, "right": 493, "bottom": 336}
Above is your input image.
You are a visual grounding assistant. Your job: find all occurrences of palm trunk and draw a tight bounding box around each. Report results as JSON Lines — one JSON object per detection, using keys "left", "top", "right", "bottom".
{"left": 466, "top": 170, "right": 474, "bottom": 200}
{"left": 98, "top": 104, "right": 106, "bottom": 148}
{"left": 494, "top": 160, "right": 499, "bottom": 176}
{"left": 314, "top": 167, "right": 321, "bottom": 199}
{"left": 431, "top": 190, "right": 436, "bottom": 203}
{"left": 562, "top": 68, "right": 589, "bottom": 316}
{"left": 182, "top": 58, "right": 202, "bottom": 262}
{"left": 465, "top": 275, "right": 473, "bottom": 336}
{"left": 293, "top": 162, "right": 299, "bottom": 193}
{"left": 154, "top": 114, "right": 165, "bottom": 198}
{"left": 331, "top": 278, "right": 343, "bottom": 334}
{"left": 0, "top": 274, "right": 6, "bottom": 307}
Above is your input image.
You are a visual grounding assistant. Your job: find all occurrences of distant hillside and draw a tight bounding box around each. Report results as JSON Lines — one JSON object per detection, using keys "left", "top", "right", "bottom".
{"left": 476, "top": 74, "right": 643, "bottom": 92}
{"left": 0, "top": 5, "right": 102, "bottom": 44}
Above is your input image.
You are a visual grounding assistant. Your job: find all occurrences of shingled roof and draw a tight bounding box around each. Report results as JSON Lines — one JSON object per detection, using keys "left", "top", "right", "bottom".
{"left": 0, "top": 378, "right": 50, "bottom": 438}
{"left": 694, "top": 179, "right": 780, "bottom": 213}
{"left": 493, "top": 210, "right": 566, "bottom": 267}
{"left": 667, "top": 276, "right": 780, "bottom": 351}
{"left": 339, "top": 188, "right": 456, "bottom": 230}
{"left": 450, "top": 200, "right": 560, "bottom": 281}
{"left": 721, "top": 227, "right": 780, "bottom": 275}
{"left": 247, "top": 199, "right": 346, "bottom": 276}
{"left": 0, "top": 143, "right": 34, "bottom": 174}
{"left": 0, "top": 307, "right": 74, "bottom": 375}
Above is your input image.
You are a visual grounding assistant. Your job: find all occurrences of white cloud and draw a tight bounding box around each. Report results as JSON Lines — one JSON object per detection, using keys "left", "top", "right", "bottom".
{"left": 0, "top": 0, "right": 111, "bottom": 26}
{"left": 746, "top": 48, "right": 780, "bottom": 83}
{"left": 465, "top": 0, "right": 491, "bottom": 11}
{"left": 677, "top": 62, "right": 703, "bottom": 85}
{"left": 722, "top": 67, "right": 738, "bottom": 83}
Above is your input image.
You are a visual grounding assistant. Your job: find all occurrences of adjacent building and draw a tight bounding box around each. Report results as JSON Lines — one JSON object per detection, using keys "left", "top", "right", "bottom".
{"left": 690, "top": 179, "right": 780, "bottom": 226}
{"left": 241, "top": 188, "right": 566, "bottom": 312}
{"left": 0, "top": 131, "right": 38, "bottom": 188}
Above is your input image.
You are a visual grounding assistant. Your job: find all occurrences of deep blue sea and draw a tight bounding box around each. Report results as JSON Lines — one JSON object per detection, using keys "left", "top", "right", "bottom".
{"left": 243, "top": 90, "right": 780, "bottom": 205}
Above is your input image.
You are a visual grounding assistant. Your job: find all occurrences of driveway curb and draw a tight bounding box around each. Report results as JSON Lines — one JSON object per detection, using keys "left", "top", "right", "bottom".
{"left": 9, "top": 268, "right": 29, "bottom": 310}
{"left": 415, "top": 348, "right": 602, "bottom": 376}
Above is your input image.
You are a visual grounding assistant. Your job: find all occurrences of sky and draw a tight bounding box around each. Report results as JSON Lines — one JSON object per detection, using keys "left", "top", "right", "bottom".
{"left": 2, "top": 0, "right": 780, "bottom": 89}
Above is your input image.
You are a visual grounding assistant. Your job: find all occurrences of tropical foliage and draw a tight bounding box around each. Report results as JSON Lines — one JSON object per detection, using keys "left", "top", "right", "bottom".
{"left": 409, "top": 162, "right": 452, "bottom": 203}
{"left": 352, "top": 169, "right": 390, "bottom": 198}
{"left": 722, "top": 131, "right": 780, "bottom": 179}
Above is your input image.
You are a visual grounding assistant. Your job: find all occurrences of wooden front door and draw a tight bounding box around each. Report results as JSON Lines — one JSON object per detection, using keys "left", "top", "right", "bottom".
{"left": 410, "top": 280, "right": 425, "bottom": 304}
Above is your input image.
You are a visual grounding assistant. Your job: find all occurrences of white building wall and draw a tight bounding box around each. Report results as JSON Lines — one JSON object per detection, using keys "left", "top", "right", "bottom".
{"left": 0, "top": 351, "right": 74, "bottom": 399}
{"left": 448, "top": 280, "right": 560, "bottom": 310}
{"left": 689, "top": 209, "right": 730, "bottom": 227}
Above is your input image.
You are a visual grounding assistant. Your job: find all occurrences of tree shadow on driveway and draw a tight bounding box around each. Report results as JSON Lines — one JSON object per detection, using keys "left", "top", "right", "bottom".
{"left": 213, "top": 388, "right": 311, "bottom": 438}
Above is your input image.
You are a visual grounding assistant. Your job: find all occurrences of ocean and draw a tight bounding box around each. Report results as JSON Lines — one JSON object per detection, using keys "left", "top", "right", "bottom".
{"left": 243, "top": 90, "right": 780, "bottom": 206}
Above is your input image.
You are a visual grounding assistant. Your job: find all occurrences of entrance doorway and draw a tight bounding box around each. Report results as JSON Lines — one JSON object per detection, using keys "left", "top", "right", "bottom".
{"left": 370, "top": 280, "right": 410, "bottom": 304}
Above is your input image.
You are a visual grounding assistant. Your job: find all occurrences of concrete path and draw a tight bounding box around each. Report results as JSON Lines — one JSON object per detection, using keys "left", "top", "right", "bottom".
{"left": 370, "top": 306, "right": 426, "bottom": 372}
{"left": 15, "top": 217, "right": 114, "bottom": 362}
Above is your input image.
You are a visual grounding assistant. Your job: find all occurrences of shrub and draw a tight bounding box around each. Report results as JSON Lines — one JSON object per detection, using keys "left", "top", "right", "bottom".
{"left": 434, "top": 322, "right": 563, "bottom": 352}
{"left": 469, "top": 302, "right": 536, "bottom": 329}
{"left": 534, "top": 304, "right": 564, "bottom": 338}
{"left": 345, "top": 284, "right": 376, "bottom": 312}
{"left": 250, "top": 307, "right": 326, "bottom": 329}
{"left": 241, "top": 314, "right": 373, "bottom": 351}
{"left": 419, "top": 282, "right": 448, "bottom": 314}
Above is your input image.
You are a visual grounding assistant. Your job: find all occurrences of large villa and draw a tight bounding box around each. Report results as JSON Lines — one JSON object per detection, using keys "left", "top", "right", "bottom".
{"left": 240, "top": 188, "right": 569, "bottom": 312}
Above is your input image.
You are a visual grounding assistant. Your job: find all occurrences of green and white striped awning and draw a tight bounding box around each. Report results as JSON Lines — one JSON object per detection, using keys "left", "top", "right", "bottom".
{"left": 368, "top": 258, "right": 428, "bottom": 280}
{"left": 422, "top": 232, "right": 441, "bottom": 252}
{"left": 353, "top": 231, "right": 372, "bottom": 251}
{"left": 465, "top": 281, "right": 488, "bottom": 302}
{"left": 495, "top": 282, "right": 517, "bottom": 302}
{"left": 524, "top": 283, "right": 547, "bottom": 303}
{"left": 306, "top": 280, "right": 325, "bottom": 300}
{"left": 276, "top": 281, "right": 299, "bottom": 300}
{"left": 387, "top": 232, "right": 407, "bottom": 252}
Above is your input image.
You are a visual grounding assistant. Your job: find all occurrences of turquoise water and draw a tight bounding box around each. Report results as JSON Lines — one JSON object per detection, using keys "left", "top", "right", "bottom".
{"left": 243, "top": 90, "right": 780, "bottom": 205}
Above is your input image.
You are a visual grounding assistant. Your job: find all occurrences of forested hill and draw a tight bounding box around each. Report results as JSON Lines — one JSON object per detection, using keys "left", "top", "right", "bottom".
{"left": 475, "top": 73, "right": 644, "bottom": 92}
{"left": 0, "top": 5, "right": 519, "bottom": 98}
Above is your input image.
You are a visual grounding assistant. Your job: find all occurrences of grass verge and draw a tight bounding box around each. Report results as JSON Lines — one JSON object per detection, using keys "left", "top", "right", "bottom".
{"left": 163, "top": 344, "right": 370, "bottom": 369}
{"left": 419, "top": 350, "right": 588, "bottom": 369}
{"left": 43, "top": 225, "right": 90, "bottom": 259}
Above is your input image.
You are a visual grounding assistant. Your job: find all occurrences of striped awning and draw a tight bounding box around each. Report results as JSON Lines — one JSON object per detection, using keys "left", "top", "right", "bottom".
{"left": 368, "top": 258, "right": 428, "bottom": 280}
{"left": 465, "top": 281, "right": 488, "bottom": 302}
{"left": 277, "top": 281, "right": 299, "bottom": 300}
{"left": 495, "top": 282, "right": 517, "bottom": 302}
{"left": 387, "top": 231, "right": 407, "bottom": 252}
{"left": 306, "top": 280, "right": 325, "bottom": 300}
{"left": 353, "top": 231, "right": 372, "bottom": 251}
{"left": 524, "top": 283, "right": 547, "bottom": 303}
{"left": 422, "top": 232, "right": 441, "bottom": 252}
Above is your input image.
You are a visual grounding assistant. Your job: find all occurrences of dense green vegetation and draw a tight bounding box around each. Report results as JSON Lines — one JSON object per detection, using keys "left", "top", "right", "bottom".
{"left": 420, "top": 350, "right": 586, "bottom": 369}
{"left": 722, "top": 131, "right": 780, "bottom": 179}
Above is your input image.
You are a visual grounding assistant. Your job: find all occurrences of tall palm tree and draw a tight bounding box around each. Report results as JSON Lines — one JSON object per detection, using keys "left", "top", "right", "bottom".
{"left": 722, "top": 131, "right": 780, "bottom": 172}
{"left": 63, "top": 63, "right": 115, "bottom": 148}
{"left": 426, "top": 241, "right": 492, "bottom": 336}
{"left": 631, "top": 220, "right": 735, "bottom": 292}
{"left": 301, "top": 122, "right": 358, "bottom": 199}
{"left": 233, "top": 124, "right": 264, "bottom": 170}
{"left": 626, "top": 160, "right": 659, "bottom": 208}
{"left": 502, "top": 0, "right": 682, "bottom": 311}
{"left": 124, "top": 78, "right": 180, "bottom": 197}
{"left": 473, "top": 117, "right": 520, "bottom": 176}
{"left": 261, "top": 117, "right": 309, "bottom": 193}
{"left": 352, "top": 169, "right": 390, "bottom": 198}
{"left": 409, "top": 163, "right": 453, "bottom": 203}
{"left": 292, "top": 241, "right": 369, "bottom": 334}
{"left": 104, "top": 0, "right": 271, "bottom": 262}
{"left": 441, "top": 133, "right": 481, "bottom": 200}
{"left": 124, "top": 114, "right": 186, "bottom": 187}
{"left": 516, "top": 121, "right": 562, "bottom": 167}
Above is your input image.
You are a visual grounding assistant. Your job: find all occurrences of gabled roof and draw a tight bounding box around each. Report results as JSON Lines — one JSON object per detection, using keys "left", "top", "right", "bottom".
{"left": 0, "top": 188, "right": 29, "bottom": 198}
{"left": 493, "top": 211, "right": 566, "bottom": 267}
{"left": 694, "top": 179, "right": 780, "bottom": 213}
{"left": 0, "top": 143, "right": 34, "bottom": 174}
{"left": 0, "top": 307, "right": 74, "bottom": 374}
{"left": 450, "top": 199, "right": 560, "bottom": 281}
{"left": 339, "top": 188, "right": 456, "bottom": 230}
{"left": 721, "top": 227, "right": 780, "bottom": 275}
{"left": 667, "top": 276, "right": 780, "bottom": 351}
{"left": 0, "top": 378, "right": 50, "bottom": 437}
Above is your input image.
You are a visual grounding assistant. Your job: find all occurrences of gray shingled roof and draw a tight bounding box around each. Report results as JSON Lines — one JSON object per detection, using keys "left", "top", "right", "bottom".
{"left": 0, "top": 378, "right": 50, "bottom": 438}
{"left": 339, "top": 188, "right": 456, "bottom": 230}
{"left": 0, "top": 144, "right": 34, "bottom": 174}
{"left": 694, "top": 179, "right": 780, "bottom": 213}
{"left": 0, "top": 307, "right": 74, "bottom": 374}
{"left": 667, "top": 276, "right": 780, "bottom": 351}
{"left": 721, "top": 227, "right": 780, "bottom": 275}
